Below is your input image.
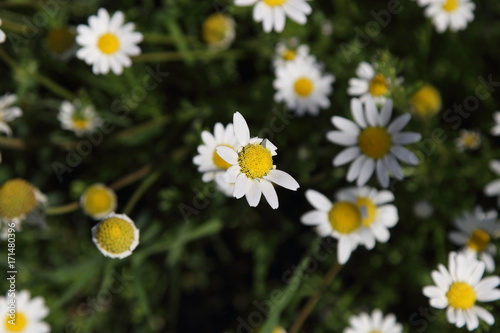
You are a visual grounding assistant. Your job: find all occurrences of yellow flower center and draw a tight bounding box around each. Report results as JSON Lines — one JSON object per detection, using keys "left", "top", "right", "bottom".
{"left": 71, "top": 113, "right": 91, "bottom": 130}
{"left": 94, "top": 216, "right": 136, "bottom": 255}
{"left": 356, "top": 197, "right": 378, "bottom": 226}
{"left": 410, "top": 84, "right": 442, "bottom": 117}
{"left": 442, "top": 0, "right": 459, "bottom": 12}
{"left": 263, "top": 0, "right": 287, "bottom": 6}
{"left": 459, "top": 132, "right": 481, "bottom": 150}
{"left": 238, "top": 144, "right": 273, "bottom": 179}
{"left": 4, "top": 312, "right": 27, "bottom": 332}
{"left": 213, "top": 144, "right": 234, "bottom": 170}
{"left": 81, "top": 184, "right": 116, "bottom": 218}
{"left": 369, "top": 73, "right": 389, "bottom": 97}
{"left": 467, "top": 229, "right": 490, "bottom": 252}
{"left": 282, "top": 49, "right": 296, "bottom": 61}
{"left": 202, "top": 14, "right": 231, "bottom": 45}
{"left": 294, "top": 77, "right": 314, "bottom": 97}
{"left": 446, "top": 282, "right": 476, "bottom": 309}
{"left": 0, "top": 179, "right": 37, "bottom": 219}
{"left": 97, "top": 33, "right": 120, "bottom": 55}
{"left": 369, "top": 331, "right": 382, "bottom": 333}
{"left": 358, "top": 127, "right": 392, "bottom": 159}
{"left": 47, "top": 27, "right": 75, "bottom": 54}
{"left": 328, "top": 202, "right": 362, "bottom": 234}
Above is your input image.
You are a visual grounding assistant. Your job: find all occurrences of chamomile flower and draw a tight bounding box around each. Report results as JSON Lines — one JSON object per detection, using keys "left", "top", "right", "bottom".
{"left": 483, "top": 159, "right": 500, "bottom": 207}
{"left": 80, "top": 183, "right": 117, "bottom": 219}
{"left": 0, "top": 93, "right": 22, "bottom": 137}
{"left": 348, "top": 62, "right": 398, "bottom": 105}
{"left": 193, "top": 122, "right": 239, "bottom": 197}
{"left": 327, "top": 98, "right": 421, "bottom": 188}
{"left": 409, "top": 84, "right": 442, "bottom": 118}
{"left": 91, "top": 213, "right": 139, "bottom": 259}
{"left": 76, "top": 8, "right": 143, "bottom": 75}
{"left": 0, "top": 290, "right": 50, "bottom": 333}
{"left": 490, "top": 111, "right": 500, "bottom": 136}
{"left": 273, "top": 58, "right": 335, "bottom": 116}
{"left": 216, "top": 112, "right": 299, "bottom": 209}
{"left": 423, "top": 252, "right": 500, "bottom": 331}
{"left": 423, "top": 0, "right": 475, "bottom": 33}
{"left": 455, "top": 129, "right": 481, "bottom": 152}
{"left": 202, "top": 13, "right": 236, "bottom": 50}
{"left": 58, "top": 100, "right": 102, "bottom": 137}
{"left": 272, "top": 41, "right": 315, "bottom": 69}
{"left": 234, "top": 0, "right": 312, "bottom": 33}
{"left": 344, "top": 309, "right": 403, "bottom": 333}
{"left": 449, "top": 207, "right": 500, "bottom": 273}
{"left": 0, "top": 19, "right": 5, "bottom": 44}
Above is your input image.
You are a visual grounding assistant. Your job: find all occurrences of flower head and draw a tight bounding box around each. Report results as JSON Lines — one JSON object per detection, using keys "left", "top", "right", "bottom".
{"left": 348, "top": 62, "right": 399, "bottom": 106}
{"left": 202, "top": 13, "right": 235, "bottom": 49}
{"left": 420, "top": 0, "right": 475, "bottom": 33}
{"left": 272, "top": 41, "right": 315, "bottom": 69}
{"left": 58, "top": 100, "right": 102, "bottom": 137}
{"left": 343, "top": 309, "right": 402, "bottom": 333}
{"left": 0, "top": 19, "right": 5, "bottom": 44}
{"left": 0, "top": 93, "right": 22, "bottom": 137}
{"left": 410, "top": 84, "right": 442, "bottom": 118}
{"left": 80, "top": 183, "right": 117, "bottom": 219}
{"left": 455, "top": 129, "right": 481, "bottom": 152}
{"left": 92, "top": 213, "right": 139, "bottom": 259}
{"left": 483, "top": 159, "right": 500, "bottom": 207}
{"left": 0, "top": 290, "right": 50, "bottom": 333}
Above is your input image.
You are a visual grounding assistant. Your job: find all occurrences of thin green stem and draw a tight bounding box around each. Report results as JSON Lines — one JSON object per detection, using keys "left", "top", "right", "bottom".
{"left": 122, "top": 171, "right": 161, "bottom": 216}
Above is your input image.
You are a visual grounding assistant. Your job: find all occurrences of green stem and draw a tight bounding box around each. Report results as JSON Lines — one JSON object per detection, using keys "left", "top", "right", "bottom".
{"left": 122, "top": 171, "right": 161, "bottom": 216}
{"left": 45, "top": 202, "right": 80, "bottom": 216}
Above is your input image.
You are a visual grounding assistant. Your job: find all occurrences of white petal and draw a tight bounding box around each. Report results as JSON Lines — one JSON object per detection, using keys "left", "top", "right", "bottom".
{"left": 338, "top": 237, "right": 353, "bottom": 264}
{"left": 473, "top": 306, "right": 494, "bottom": 325}
{"left": 245, "top": 180, "right": 262, "bottom": 207}
{"left": 305, "top": 189, "right": 333, "bottom": 211}
{"left": 388, "top": 113, "right": 411, "bottom": 134}
{"left": 356, "top": 158, "right": 375, "bottom": 186}
{"left": 234, "top": 173, "right": 251, "bottom": 199}
{"left": 379, "top": 99, "right": 393, "bottom": 126}
{"left": 331, "top": 116, "right": 360, "bottom": 135}
{"left": 266, "top": 169, "right": 299, "bottom": 190}
{"left": 333, "top": 147, "right": 361, "bottom": 166}
{"left": 392, "top": 132, "right": 422, "bottom": 144}
{"left": 376, "top": 159, "right": 389, "bottom": 188}
{"left": 216, "top": 146, "right": 238, "bottom": 165}
{"left": 301, "top": 211, "right": 328, "bottom": 225}
{"left": 326, "top": 131, "right": 358, "bottom": 146}
{"left": 233, "top": 112, "right": 250, "bottom": 146}
{"left": 347, "top": 155, "right": 367, "bottom": 182}
{"left": 390, "top": 146, "right": 419, "bottom": 165}
{"left": 364, "top": 97, "right": 379, "bottom": 127}
{"left": 351, "top": 98, "right": 367, "bottom": 128}
{"left": 260, "top": 179, "right": 279, "bottom": 209}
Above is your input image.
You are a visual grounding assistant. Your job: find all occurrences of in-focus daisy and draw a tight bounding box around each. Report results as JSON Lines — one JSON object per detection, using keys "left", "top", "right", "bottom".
{"left": 216, "top": 112, "right": 299, "bottom": 209}
{"left": 58, "top": 100, "right": 102, "bottom": 137}
{"left": 193, "top": 122, "right": 239, "bottom": 196}
{"left": 0, "top": 290, "right": 50, "bottom": 333}
{"left": 422, "top": 0, "right": 475, "bottom": 33}
{"left": 409, "top": 84, "right": 442, "bottom": 118}
{"left": 490, "top": 111, "right": 500, "bottom": 136}
{"left": 0, "top": 178, "right": 47, "bottom": 239}
{"left": 91, "top": 213, "right": 139, "bottom": 259}
{"left": 272, "top": 41, "right": 315, "bottom": 69}
{"left": 0, "top": 19, "right": 6, "bottom": 44}
{"left": 423, "top": 252, "right": 500, "bottom": 331}
{"left": 80, "top": 183, "right": 117, "bottom": 219}
{"left": 449, "top": 207, "right": 500, "bottom": 273}
{"left": 234, "top": 0, "right": 312, "bottom": 33}
{"left": 202, "top": 13, "right": 235, "bottom": 50}
{"left": 343, "top": 309, "right": 403, "bottom": 333}
{"left": 76, "top": 8, "right": 143, "bottom": 75}
{"left": 327, "top": 98, "right": 421, "bottom": 188}
{"left": 274, "top": 58, "right": 335, "bottom": 116}
{"left": 484, "top": 159, "right": 500, "bottom": 207}
{"left": 455, "top": 129, "right": 481, "bottom": 152}
{"left": 348, "top": 62, "right": 399, "bottom": 105}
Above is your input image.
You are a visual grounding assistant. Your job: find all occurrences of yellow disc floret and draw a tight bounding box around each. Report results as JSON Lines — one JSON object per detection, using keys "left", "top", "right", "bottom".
{"left": 213, "top": 144, "right": 234, "bottom": 170}
{"left": 0, "top": 179, "right": 37, "bottom": 219}
{"left": 467, "top": 229, "right": 490, "bottom": 252}
{"left": 97, "top": 33, "right": 120, "bottom": 55}
{"left": 410, "top": 84, "right": 442, "bottom": 118}
{"left": 369, "top": 74, "right": 389, "bottom": 97}
{"left": 81, "top": 184, "right": 116, "bottom": 219}
{"left": 328, "top": 202, "right": 362, "bottom": 234}
{"left": 356, "top": 197, "right": 378, "bottom": 226}
{"left": 294, "top": 77, "right": 314, "bottom": 97}
{"left": 446, "top": 282, "right": 476, "bottom": 309}
{"left": 358, "top": 127, "right": 392, "bottom": 159}
{"left": 263, "top": 0, "right": 287, "bottom": 6}
{"left": 5, "top": 312, "right": 27, "bottom": 332}
{"left": 93, "top": 216, "right": 136, "bottom": 256}
{"left": 71, "top": 113, "right": 91, "bottom": 130}
{"left": 282, "top": 49, "right": 296, "bottom": 61}
{"left": 238, "top": 144, "right": 273, "bottom": 179}
{"left": 202, "top": 14, "right": 233, "bottom": 46}
{"left": 442, "top": 0, "right": 459, "bottom": 12}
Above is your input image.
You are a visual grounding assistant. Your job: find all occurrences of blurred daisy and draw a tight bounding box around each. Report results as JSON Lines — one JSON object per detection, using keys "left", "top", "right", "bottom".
{"left": 483, "top": 159, "right": 500, "bottom": 207}
{"left": 80, "top": 183, "right": 117, "bottom": 219}
{"left": 348, "top": 62, "right": 398, "bottom": 105}
{"left": 490, "top": 111, "right": 500, "bottom": 136}
{"left": 193, "top": 122, "right": 239, "bottom": 196}
{"left": 272, "top": 41, "right": 315, "bottom": 69}
{"left": 423, "top": 252, "right": 500, "bottom": 331}
{"left": 216, "top": 112, "right": 299, "bottom": 209}
{"left": 422, "top": 0, "right": 475, "bottom": 33}
{"left": 449, "top": 207, "right": 500, "bottom": 273}
{"left": 413, "top": 199, "right": 434, "bottom": 219}
{"left": 234, "top": 0, "right": 312, "bottom": 33}
{"left": 0, "top": 93, "right": 22, "bottom": 136}
{"left": 343, "top": 309, "right": 403, "bottom": 333}
{"left": 455, "top": 129, "right": 481, "bottom": 152}
{"left": 202, "top": 13, "right": 235, "bottom": 50}
{"left": 327, "top": 98, "right": 421, "bottom": 188}
{"left": 76, "top": 8, "right": 143, "bottom": 75}
{"left": 58, "top": 100, "right": 102, "bottom": 137}
{"left": 410, "top": 84, "right": 442, "bottom": 118}
{"left": 0, "top": 290, "right": 50, "bottom": 333}
{"left": 0, "top": 19, "right": 5, "bottom": 44}
{"left": 92, "top": 213, "right": 139, "bottom": 259}
{"left": 274, "top": 58, "right": 335, "bottom": 116}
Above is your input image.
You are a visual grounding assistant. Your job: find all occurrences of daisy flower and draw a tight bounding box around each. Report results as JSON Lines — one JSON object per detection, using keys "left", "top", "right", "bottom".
{"left": 91, "top": 213, "right": 139, "bottom": 259}
{"left": 0, "top": 290, "right": 50, "bottom": 333}
{"left": 409, "top": 84, "right": 442, "bottom": 118}
{"left": 327, "top": 98, "right": 421, "bottom": 188}
{"left": 490, "top": 111, "right": 500, "bottom": 136}
{"left": 449, "top": 207, "right": 500, "bottom": 273}
{"left": 348, "top": 62, "right": 399, "bottom": 105}
{"left": 193, "top": 122, "right": 239, "bottom": 197}
{"left": 0, "top": 93, "right": 22, "bottom": 136}
{"left": 272, "top": 41, "right": 315, "bottom": 69}
{"left": 234, "top": 0, "right": 312, "bottom": 33}
{"left": 0, "top": 19, "right": 6, "bottom": 44}
{"left": 80, "top": 183, "right": 117, "bottom": 219}
{"left": 273, "top": 58, "right": 335, "bottom": 116}
{"left": 58, "top": 100, "right": 102, "bottom": 137}
{"left": 202, "top": 13, "right": 236, "bottom": 50}
{"left": 76, "top": 8, "right": 143, "bottom": 75}
{"left": 422, "top": 0, "right": 475, "bottom": 33}
{"left": 343, "top": 309, "right": 403, "bottom": 333}
{"left": 423, "top": 252, "right": 500, "bottom": 331}
{"left": 216, "top": 112, "right": 299, "bottom": 209}
{"left": 455, "top": 129, "right": 481, "bottom": 152}
{"left": 484, "top": 159, "right": 500, "bottom": 207}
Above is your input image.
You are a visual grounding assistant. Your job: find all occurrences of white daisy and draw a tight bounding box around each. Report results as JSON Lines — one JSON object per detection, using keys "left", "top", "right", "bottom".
{"left": 234, "top": 0, "right": 312, "bottom": 33}
{"left": 0, "top": 19, "right": 6, "bottom": 44}
{"left": 91, "top": 213, "right": 139, "bottom": 259}
{"left": 0, "top": 290, "right": 50, "bottom": 333}
{"left": 327, "top": 97, "right": 421, "bottom": 188}
{"left": 348, "top": 62, "right": 398, "bottom": 105}
{"left": 272, "top": 41, "right": 315, "bottom": 69}
{"left": 490, "top": 111, "right": 500, "bottom": 136}
{"left": 58, "top": 100, "right": 102, "bottom": 137}
{"left": 455, "top": 129, "right": 481, "bottom": 152}
{"left": 423, "top": 252, "right": 500, "bottom": 331}
{"left": 202, "top": 13, "right": 236, "bottom": 50}
{"left": 0, "top": 93, "right": 22, "bottom": 136}
{"left": 423, "top": 0, "right": 475, "bottom": 33}
{"left": 484, "top": 159, "right": 500, "bottom": 207}
{"left": 343, "top": 309, "right": 403, "bottom": 333}
{"left": 274, "top": 58, "right": 335, "bottom": 116}
{"left": 449, "top": 207, "right": 500, "bottom": 273}
{"left": 76, "top": 8, "right": 143, "bottom": 75}
{"left": 193, "top": 122, "right": 239, "bottom": 197}
{"left": 216, "top": 112, "right": 299, "bottom": 209}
